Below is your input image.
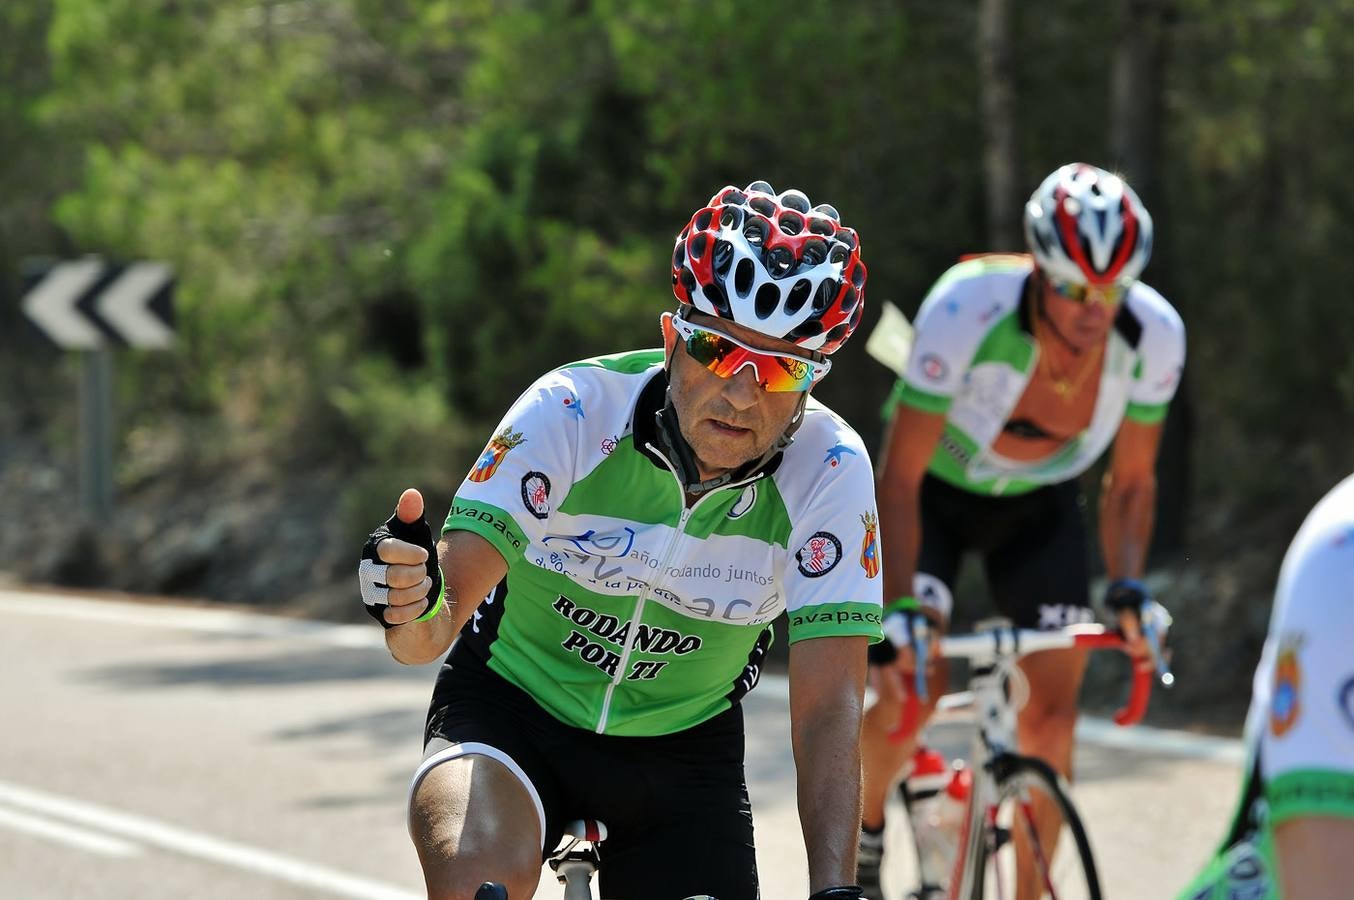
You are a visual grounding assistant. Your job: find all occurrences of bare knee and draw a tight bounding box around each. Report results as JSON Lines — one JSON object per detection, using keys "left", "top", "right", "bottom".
{"left": 410, "top": 755, "right": 543, "bottom": 900}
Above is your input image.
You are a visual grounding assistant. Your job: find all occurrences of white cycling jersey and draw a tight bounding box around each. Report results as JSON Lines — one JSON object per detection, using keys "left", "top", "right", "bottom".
{"left": 886, "top": 254, "right": 1186, "bottom": 495}
{"left": 1180, "top": 473, "right": 1354, "bottom": 898}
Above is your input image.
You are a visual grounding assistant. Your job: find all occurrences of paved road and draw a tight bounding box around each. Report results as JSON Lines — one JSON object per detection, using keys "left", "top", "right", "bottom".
{"left": 0, "top": 589, "right": 1243, "bottom": 898}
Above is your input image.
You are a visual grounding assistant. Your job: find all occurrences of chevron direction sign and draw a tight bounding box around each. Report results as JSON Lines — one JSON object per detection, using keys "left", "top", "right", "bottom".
{"left": 22, "top": 258, "right": 175, "bottom": 350}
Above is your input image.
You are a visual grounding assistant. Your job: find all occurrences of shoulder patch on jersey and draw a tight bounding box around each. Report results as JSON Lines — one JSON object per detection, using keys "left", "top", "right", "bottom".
{"left": 1271, "top": 634, "right": 1303, "bottom": 737}
{"left": 919, "top": 353, "right": 949, "bottom": 382}
{"left": 470, "top": 427, "right": 526, "bottom": 483}
{"left": 796, "top": 531, "right": 842, "bottom": 578}
{"left": 520, "top": 471, "right": 552, "bottom": 519}
{"left": 859, "top": 512, "right": 880, "bottom": 579}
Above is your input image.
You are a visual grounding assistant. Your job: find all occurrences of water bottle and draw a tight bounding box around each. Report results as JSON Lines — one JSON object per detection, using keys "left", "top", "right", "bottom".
{"left": 904, "top": 748, "right": 970, "bottom": 887}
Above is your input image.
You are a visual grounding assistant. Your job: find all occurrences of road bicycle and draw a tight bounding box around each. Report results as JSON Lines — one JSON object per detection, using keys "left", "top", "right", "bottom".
{"left": 885, "top": 614, "right": 1172, "bottom": 900}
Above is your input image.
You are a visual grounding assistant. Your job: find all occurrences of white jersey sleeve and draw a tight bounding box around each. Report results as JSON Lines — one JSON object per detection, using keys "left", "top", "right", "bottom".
{"left": 444, "top": 368, "right": 586, "bottom": 563}
{"left": 777, "top": 410, "right": 885, "bottom": 643}
{"left": 1123, "top": 282, "right": 1186, "bottom": 423}
{"left": 1251, "top": 473, "right": 1354, "bottom": 823}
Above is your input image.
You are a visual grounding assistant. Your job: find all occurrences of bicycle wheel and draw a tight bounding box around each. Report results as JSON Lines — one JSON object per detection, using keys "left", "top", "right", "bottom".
{"left": 972, "top": 755, "right": 1100, "bottom": 900}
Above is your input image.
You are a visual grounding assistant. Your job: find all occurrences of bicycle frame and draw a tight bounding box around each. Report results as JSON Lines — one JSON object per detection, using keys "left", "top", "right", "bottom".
{"left": 897, "top": 620, "right": 1156, "bottom": 898}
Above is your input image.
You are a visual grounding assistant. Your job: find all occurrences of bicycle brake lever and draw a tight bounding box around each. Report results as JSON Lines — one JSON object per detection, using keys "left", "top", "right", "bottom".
{"left": 911, "top": 617, "right": 929, "bottom": 702}
{"left": 1140, "top": 603, "right": 1175, "bottom": 688}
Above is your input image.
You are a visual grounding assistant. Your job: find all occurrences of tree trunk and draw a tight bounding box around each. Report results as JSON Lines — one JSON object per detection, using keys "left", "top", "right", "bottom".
{"left": 1110, "top": 0, "right": 1187, "bottom": 558}
{"left": 978, "top": 0, "right": 1019, "bottom": 250}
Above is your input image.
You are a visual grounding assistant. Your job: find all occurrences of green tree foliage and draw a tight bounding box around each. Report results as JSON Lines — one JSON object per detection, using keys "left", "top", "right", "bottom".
{"left": 4, "top": 0, "right": 1351, "bottom": 536}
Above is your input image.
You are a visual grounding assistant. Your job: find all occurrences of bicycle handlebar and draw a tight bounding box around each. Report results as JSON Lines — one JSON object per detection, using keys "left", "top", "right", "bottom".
{"left": 886, "top": 623, "right": 1155, "bottom": 742}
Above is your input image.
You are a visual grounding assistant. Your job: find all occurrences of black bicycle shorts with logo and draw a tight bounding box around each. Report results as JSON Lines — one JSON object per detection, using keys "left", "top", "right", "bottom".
{"left": 420, "top": 647, "right": 759, "bottom": 900}
{"left": 915, "top": 473, "right": 1093, "bottom": 629}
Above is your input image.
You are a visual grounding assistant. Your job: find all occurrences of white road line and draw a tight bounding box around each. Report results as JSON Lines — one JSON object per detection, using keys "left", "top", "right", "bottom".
{"left": 0, "top": 590, "right": 383, "bottom": 649}
{"left": 0, "top": 781, "right": 421, "bottom": 900}
{"left": 1, "top": 589, "right": 1245, "bottom": 762}
{"left": 0, "top": 804, "right": 143, "bottom": 857}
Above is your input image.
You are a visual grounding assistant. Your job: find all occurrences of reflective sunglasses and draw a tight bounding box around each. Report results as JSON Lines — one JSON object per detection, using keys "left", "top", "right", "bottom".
{"left": 671, "top": 315, "right": 830, "bottom": 392}
{"left": 1046, "top": 277, "right": 1128, "bottom": 306}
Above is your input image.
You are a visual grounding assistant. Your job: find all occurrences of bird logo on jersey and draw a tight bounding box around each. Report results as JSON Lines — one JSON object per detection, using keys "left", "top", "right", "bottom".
{"left": 860, "top": 512, "right": 880, "bottom": 579}
{"left": 469, "top": 427, "right": 526, "bottom": 483}
{"left": 824, "top": 442, "right": 857, "bottom": 468}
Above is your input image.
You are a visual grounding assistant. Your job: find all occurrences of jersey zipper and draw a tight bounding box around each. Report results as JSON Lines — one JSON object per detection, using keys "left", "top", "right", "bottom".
{"left": 593, "top": 442, "right": 763, "bottom": 734}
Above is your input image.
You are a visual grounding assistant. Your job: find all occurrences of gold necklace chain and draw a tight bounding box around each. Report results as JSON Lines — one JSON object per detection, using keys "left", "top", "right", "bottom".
{"left": 1033, "top": 312, "right": 1103, "bottom": 402}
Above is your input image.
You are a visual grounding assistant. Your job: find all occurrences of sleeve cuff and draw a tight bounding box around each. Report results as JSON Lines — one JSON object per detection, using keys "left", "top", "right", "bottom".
{"left": 787, "top": 602, "right": 885, "bottom": 644}
{"left": 443, "top": 497, "right": 529, "bottom": 562}
{"left": 1125, "top": 401, "right": 1169, "bottom": 424}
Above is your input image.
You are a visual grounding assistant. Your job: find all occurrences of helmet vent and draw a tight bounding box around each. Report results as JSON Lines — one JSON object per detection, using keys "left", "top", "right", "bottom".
{"left": 785, "top": 279, "right": 812, "bottom": 315}
{"left": 734, "top": 258, "right": 756, "bottom": 297}
{"left": 766, "top": 245, "right": 795, "bottom": 279}
{"left": 694, "top": 209, "right": 714, "bottom": 231}
{"left": 689, "top": 233, "right": 708, "bottom": 260}
{"left": 720, "top": 205, "right": 743, "bottom": 229}
{"left": 812, "top": 279, "right": 838, "bottom": 312}
{"left": 801, "top": 238, "right": 827, "bottom": 267}
{"left": 673, "top": 243, "right": 686, "bottom": 268}
{"left": 749, "top": 196, "right": 776, "bottom": 217}
{"left": 778, "top": 212, "right": 804, "bottom": 236}
{"left": 702, "top": 284, "right": 731, "bottom": 317}
{"left": 713, "top": 239, "right": 734, "bottom": 277}
{"left": 754, "top": 284, "right": 781, "bottom": 319}
{"left": 779, "top": 190, "right": 811, "bottom": 213}
{"left": 743, "top": 218, "right": 767, "bottom": 248}
{"left": 840, "top": 283, "right": 859, "bottom": 314}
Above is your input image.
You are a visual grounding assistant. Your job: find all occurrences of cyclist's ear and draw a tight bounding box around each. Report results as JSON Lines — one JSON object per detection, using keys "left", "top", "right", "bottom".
{"left": 660, "top": 311, "right": 678, "bottom": 363}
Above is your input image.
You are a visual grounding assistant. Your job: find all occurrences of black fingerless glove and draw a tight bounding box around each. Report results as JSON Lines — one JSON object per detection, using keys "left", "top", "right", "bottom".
{"left": 358, "top": 507, "right": 442, "bottom": 629}
{"left": 1102, "top": 577, "right": 1149, "bottom": 616}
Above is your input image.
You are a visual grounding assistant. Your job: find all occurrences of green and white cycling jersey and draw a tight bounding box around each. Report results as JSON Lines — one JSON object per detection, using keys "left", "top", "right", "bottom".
{"left": 884, "top": 255, "right": 1186, "bottom": 496}
{"left": 1179, "top": 474, "right": 1354, "bottom": 900}
{"left": 444, "top": 349, "right": 884, "bottom": 737}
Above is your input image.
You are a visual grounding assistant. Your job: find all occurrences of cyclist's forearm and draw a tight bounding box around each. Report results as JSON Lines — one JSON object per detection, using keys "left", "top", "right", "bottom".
{"left": 789, "top": 637, "right": 868, "bottom": 891}
{"left": 877, "top": 478, "right": 922, "bottom": 602}
{"left": 792, "top": 704, "right": 865, "bottom": 891}
{"left": 386, "top": 532, "right": 503, "bottom": 665}
{"left": 1099, "top": 471, "right": 1156, "bottom": 579}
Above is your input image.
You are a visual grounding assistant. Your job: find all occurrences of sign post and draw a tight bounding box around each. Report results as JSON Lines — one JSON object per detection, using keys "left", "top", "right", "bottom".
{"left": 21, "top": 257, "right": 176, "bottom": 519}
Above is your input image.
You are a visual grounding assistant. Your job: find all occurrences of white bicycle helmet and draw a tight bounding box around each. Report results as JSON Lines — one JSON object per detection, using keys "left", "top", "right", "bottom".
{"left": 1023, "top": 163, "right": 1153, "bottom": 286}
{"left": 671, "top": 181, "right": 867, "bottom": 355}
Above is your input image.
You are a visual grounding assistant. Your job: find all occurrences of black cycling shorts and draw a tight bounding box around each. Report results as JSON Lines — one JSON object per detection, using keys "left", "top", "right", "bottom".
{"left": 915, "top": 474, "right": 1093, "bottom": 630}
{"left": 416, "top": 647, "right": 758, "bottom": 900}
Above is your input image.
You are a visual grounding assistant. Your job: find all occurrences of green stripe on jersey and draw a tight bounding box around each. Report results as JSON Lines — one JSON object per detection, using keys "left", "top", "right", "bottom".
{"left": 444, "top": 497, "right": 530, "bottom": 559}
{"left": 1267, "top": 769, "right": 1354, "bottom": 824}
{"left": 558, "top": 435, "right": 684, "bottom": 525}
{"left": 787, "top": 601, "right": 884, "bottom": 643}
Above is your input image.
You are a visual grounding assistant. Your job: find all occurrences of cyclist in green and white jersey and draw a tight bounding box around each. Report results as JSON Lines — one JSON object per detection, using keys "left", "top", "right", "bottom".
{"left": 358, "top": 182, "right": 882, "bottom": 900}
{"left": 1179, "top": 473, "right": 1354, "bottom": 899}
{"left": 856, "top": 164, "right": 1186, "bottom": 897}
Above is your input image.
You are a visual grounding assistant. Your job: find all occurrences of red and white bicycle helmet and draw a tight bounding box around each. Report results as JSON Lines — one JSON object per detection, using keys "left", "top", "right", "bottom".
{"left": 1023, "top": 163, "right": 1154, "bottom": 286}
{"left": 671, "top": 181, "right": 867, "bottom": 355}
